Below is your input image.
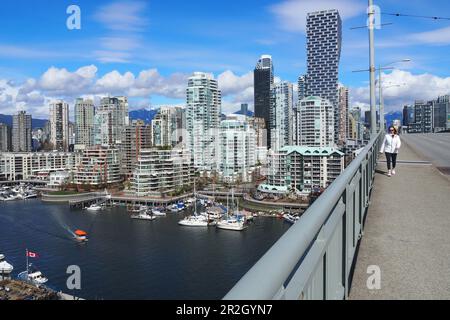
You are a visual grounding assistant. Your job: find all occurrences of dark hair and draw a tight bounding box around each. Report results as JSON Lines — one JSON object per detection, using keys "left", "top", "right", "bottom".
{"left": 388, "top": 126, "right": 397, "bottom": 134}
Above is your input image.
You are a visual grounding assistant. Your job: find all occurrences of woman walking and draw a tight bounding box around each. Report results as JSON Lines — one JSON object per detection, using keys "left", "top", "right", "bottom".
{"left": 379, "top": 126, "right": 401, "bottom": 177}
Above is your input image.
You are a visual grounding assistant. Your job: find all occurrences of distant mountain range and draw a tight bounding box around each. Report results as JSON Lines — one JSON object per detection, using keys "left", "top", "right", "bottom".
{"left": 1, "top": 109, "right": 403, "bottom": 129}
{"left": 384, "top": 111, "right": 403, "bottom": 127}
{"left": 128, "top": 108, "right": 255, "bottom": 123}
{"left": 0, "top": 110, "right": 159, "bottom": 128}
{"left": 129, "top": 109, "right": 159, "bottom": 124}
{"left": 0, "top": 114, "right": 48, "bottom": 129}
{"left": 233, "top": 109, "right": 254, "bottom": 117}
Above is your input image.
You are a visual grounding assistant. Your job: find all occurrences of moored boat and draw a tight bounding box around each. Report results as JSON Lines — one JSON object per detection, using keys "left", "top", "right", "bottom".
{"left": 283, "top": 213, "right": 299, "bottom": 224}
{"left": 0, "top": 254, "right": 14, "bottom": 280}
{"left": 86, "top": 203, "right": 102, "bottom": 211}
{"left": 18, "top": 267, "right": 48, "bottom": 286}
{"left": 131, "top": 211, "right": 156, "bottom": 220}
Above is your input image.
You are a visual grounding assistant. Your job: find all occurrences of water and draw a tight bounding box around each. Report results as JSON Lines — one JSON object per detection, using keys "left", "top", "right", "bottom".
{"left": 0, "top": 199, "right": 290, "bottom": 299}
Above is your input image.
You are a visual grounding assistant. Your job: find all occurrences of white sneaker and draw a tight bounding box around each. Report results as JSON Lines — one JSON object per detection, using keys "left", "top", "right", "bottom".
{"left": 387, "top": 170, "right": 392, "bottom": 177}
{"left": 392, "top": 169, "right": 396, "bottom": 175}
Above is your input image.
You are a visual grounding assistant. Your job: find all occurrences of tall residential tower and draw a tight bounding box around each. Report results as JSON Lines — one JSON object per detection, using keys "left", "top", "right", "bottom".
{"left": 254, "top": 55, "right": 274, "bottom": 149}
{"left": 186, "top": 72, "right": 221, "bottom": 171}
{"left": 306, "top": 10, "right": 342, "bottom": 144}
{"left": 75, "top": 98, "right": 95, "bottom": 147}
{"left": 270, "top": 81, "right": 293, "bottom": 151}
{"left": 12, "top": 111, "right": 32, "bottom": 152}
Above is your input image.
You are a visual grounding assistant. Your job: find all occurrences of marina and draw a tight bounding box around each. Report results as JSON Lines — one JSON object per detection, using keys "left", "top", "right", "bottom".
{"left": 0, "top": 184, "right": 38, "bottom": 201}
{"left": 0, "top": 198, "right": 291, "bottom": 299}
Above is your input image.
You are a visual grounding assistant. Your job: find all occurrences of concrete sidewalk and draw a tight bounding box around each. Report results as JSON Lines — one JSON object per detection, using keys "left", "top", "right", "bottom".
{"left": 349, "top": 139, "right": 450, "bottom": 299}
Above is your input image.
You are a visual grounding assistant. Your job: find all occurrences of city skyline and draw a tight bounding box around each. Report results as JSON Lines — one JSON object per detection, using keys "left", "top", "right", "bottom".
{"left": 1, "top": 0, "right": 450, "bottom": 118}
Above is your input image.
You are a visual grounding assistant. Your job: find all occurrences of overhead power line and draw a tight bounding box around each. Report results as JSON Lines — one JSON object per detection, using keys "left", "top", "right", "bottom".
{"left": 381, "top": 12, "right": 450, "bottom": 21}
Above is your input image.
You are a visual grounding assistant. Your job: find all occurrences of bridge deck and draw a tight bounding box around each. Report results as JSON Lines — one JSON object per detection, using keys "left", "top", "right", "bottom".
{"left": 350, "top": 138, "right": 450, "bottom": 299}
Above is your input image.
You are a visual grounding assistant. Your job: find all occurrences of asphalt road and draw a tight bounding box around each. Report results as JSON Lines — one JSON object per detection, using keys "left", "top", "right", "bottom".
{"left": 401, "top": 133, "right": 450, "bottom": 170}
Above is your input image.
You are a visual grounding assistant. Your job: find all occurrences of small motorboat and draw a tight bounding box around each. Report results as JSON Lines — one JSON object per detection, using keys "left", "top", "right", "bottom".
{"left": 18, "top": 265, "right": 48, "bottom": 287}
{"left": 283, "top": 214, "right": 300, "bottom": 224}
{"left": 151, "top": 208, "right": 166, "bottom": 216}
{"left": 86, "top": 204, "right": 102, "bottom": 211}
{"left": 131, "top": 211, "right": 156, "bottom": 221}
{"left": 74, "top": 229, "right": 88, "bottom": 242}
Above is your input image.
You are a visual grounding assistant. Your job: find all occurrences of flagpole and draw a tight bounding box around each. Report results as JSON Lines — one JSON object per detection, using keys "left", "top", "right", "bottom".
{"left": 26, "top": 248, "right": 29, "bottom": 275}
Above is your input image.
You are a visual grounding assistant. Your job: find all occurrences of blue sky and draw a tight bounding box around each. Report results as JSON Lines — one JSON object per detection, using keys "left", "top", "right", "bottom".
{"left": 1, "top": 0, "right": 450, "bottom": 118}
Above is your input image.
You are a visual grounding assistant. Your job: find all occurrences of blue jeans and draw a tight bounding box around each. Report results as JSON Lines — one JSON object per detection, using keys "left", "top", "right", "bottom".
{"left": 385, "top": 152, "right": 397, "bottom": 170}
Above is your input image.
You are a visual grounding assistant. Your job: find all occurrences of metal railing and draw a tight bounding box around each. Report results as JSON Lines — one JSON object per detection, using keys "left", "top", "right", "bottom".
{"left": 224, "top": 132, "right": 383, "bottom": 300}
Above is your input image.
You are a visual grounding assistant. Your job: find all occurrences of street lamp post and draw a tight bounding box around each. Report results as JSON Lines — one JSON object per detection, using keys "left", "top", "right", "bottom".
{"left": 368, "top": 0, "right": 377, "bottom": 137}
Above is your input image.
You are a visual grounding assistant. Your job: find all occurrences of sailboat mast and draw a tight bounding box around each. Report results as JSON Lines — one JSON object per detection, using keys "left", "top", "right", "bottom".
{"left": 226, "top": 193, "right": 229, "bottom": 219}
{"left": 26, "top": 248, "right": 29, "bottom": 275}
{"left": 194, "top": 179, "right": 197, "bottom": 215}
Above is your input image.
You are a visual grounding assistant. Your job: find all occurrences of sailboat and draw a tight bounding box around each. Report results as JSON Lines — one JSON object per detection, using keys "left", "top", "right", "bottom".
{"left": 216, "top": 188, "right": 247, "bottom": 231}
{"left": 178, "top": 179, "right": 211, "bottom": 227}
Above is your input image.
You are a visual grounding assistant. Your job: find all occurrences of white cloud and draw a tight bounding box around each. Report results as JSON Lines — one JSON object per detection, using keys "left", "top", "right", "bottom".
{"left": 0, "top": 66, "right": 257, "bottom": 117}
{"left": 408, "top": 26, "right": 450, "bottom": 45}
{"left": 95, "top": 70, "right": 135, "bottom": 92}
{"left": 93, "top": 50, "right": 132, "bottom": 63}
{"left": 217, "top": 70, "right": 253, "bottom": 96}
{"left": 350, "top": 69, "right": 450, "bottom": 113}
{"left": 270, "top": 0, "right": 365, "bottom": 33}
{"left": 37, "top": 65, "right": 98, "bottom": 94}
{"left": 94, "top": 1, "right": 148, "bottom": 32}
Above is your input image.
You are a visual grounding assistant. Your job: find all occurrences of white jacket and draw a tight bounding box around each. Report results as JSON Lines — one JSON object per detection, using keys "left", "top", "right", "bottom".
{"left": 380, "top": 134, "right": 401, "bottom": 154}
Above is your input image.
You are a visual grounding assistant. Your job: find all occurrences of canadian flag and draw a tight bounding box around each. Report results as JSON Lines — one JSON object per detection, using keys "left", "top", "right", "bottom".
{"left": 26, "top": 250, "right": 39, "bottom": 258}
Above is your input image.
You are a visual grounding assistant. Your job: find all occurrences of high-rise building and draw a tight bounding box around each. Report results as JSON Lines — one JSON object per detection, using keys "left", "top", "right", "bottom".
{"left": 348, "top": 114, "right": 357, "bottom": 140}
{"left": 218, "top": 117, "right": 256, "bottom": 183}
{"left": 254, "top": 55, "right": 274, "bottom": 148}
{"left": 152, "top": 106, "right": 185, "bottom": 147}
{"left": 350, "top": 107, "right": 361, "bottom": 123}
{"left": 408, "top": 100, "right": 433, "bottom": 133}
{"left": 306, "top": 10, "right": 342, "bottom": 144}
{"left": 0, "top": 123, "right": 12, "bottom": 152}
{"left": 122, "top": 120, "right": 152, "bottom": 176}
{"left": 75, "top": 98, "right": 95, "bottom": 147}
{"left": 186, "top": 72, "right": 221, "bottom": 171}
{"left": 74, "top": 145, "right": 122, "bottom": 186}
{"left": 432, "top": 95, "right": 450, "bottom": 132}
{"left": 240, "top": 103, "right": 248, "bottom": 116}
{"left": 68, "top": 122, "right": 76, "bottom": 149}
{"left": 94, "top": 97, "right": 128, "bottom": 146}
{"left": 131, "top": 147, "right": 194, "bottom": 197}
{"left": 338, "top": 85, "right": 349, "bottom": 145}
{"left": 270, "top": 81, "right": 293, "bottom": 150}
{"left": 116, "top": 96, "right": 130, "bottom": 127}
{"left": 248, "top": 117, "right": 268, "bottom": 167}
{"left": 364, "top": 110, "right": 379, "bottom": 130}
{"left": 12, "top": 111, "right": 32, "bottom": 152}
{"left": 297, "top": 75, "right": 307, "bottom": 102}
{"left": 49, "top": 100, "right": 70, "bottom": 151}
{"left": 294, "top": 96, "right": 334, "bottom": 147}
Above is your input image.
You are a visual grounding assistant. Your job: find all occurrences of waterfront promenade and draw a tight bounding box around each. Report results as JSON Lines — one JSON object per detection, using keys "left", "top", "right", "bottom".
{"left": 350, "top": 135, "right": 450, "bottom": 299}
